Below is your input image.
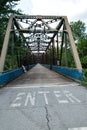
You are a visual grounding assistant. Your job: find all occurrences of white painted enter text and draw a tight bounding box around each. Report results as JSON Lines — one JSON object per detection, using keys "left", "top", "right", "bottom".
{"left": 10, "top": 90, "right": 81, "bottom": 107}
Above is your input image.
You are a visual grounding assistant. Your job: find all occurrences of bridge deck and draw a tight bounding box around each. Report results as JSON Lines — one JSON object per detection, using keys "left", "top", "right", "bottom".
{"left": 1, "top": 64, "right": 87, "bottom": 130}
{"left": 6, "top": 64, "right": 77, "bottom": 88}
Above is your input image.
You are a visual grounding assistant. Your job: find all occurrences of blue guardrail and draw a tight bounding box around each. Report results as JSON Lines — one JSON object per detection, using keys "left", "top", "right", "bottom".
{"left": 0, "top": 68, "right": 23, "bottom": 86}
{"left": 43, "top": 64, "right": 84, "bottom": 82}
{"left": 0, "top": 64, "right": 35, "bottom": 86}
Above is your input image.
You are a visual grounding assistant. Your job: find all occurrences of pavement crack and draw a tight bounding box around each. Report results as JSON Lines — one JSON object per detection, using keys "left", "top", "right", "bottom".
{"left": 45, "top": 105, "right": 51, "bottom": 130}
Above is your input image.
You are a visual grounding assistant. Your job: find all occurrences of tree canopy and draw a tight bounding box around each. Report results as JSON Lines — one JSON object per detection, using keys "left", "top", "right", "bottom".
{"left": 0, "top": 0, "right": 22, "bottom": 70}
{"left": 70, "top": 20, "right": 87, "bottom": 68}
{"left": 0, "top": 0, "right": 21, "bottom": 50}
{"left": 0, "top": 0, "right": 19, "bottom": 6}
{"left": 70, "top": 20, "right": 86, "bottom": 41}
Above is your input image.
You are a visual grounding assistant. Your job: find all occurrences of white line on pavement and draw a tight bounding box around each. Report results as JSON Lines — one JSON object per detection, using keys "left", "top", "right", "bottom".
{"left": 4, "top": 83, "right": 79, "bottom": 89}
{"left": 68, "top": 127, "right": 87, "bottom": 130}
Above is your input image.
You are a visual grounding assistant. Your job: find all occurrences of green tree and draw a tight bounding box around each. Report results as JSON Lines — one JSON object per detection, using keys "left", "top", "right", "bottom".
{"left": 0, "top": 0, "right": 19, "bottom": 7}
{"left": 70, "top": 20, "right": 86, "bottom": 41}
{"left": 0, "top": 0, "right": 22, "bottom": 70}
{"left": 77, "top": 36, "right": 87, "bottom": 68}
{"left": 60, "top": 20, "right": 87, "bottom": 69}
{"left": 70, "top": 20, "right": 87, "bottom": 68}
{"left": 0, "top": 1, "right": 22, "bottom": 51}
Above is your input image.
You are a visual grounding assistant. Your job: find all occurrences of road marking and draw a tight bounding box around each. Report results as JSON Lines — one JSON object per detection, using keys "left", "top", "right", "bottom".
{"left": 68, "top": 127, "right": 87, "bottom": 130}
{"left": 54, "top": 91, "right": 69, "bottom": 103}
{"left": 10, "top": 90, "right": 81, "bottom": 107}
{"left": 58, "top": 100, "right": 69, "bottom": 103}
{"left": 5, "top": 83, "right": 79, "bottom": 89}
{"left": 64, "top": 90, "right": 81, "bottom": 103}
{"left": 25, "top": 92, "right": 36, "bottom": 106}
{"left": 11, "top": 92, "right": 25, "bottom": 107}
{"left": 17, "top": 92, "right": 25, "bottom": 96}
{"left": 38, "top": 91, "right": 50, "bottom": 105}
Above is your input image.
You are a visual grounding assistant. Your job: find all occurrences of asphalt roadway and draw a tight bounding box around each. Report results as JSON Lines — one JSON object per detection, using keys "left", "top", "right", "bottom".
{"left": 0, "top": 64, "right": 87, "bottom": 130}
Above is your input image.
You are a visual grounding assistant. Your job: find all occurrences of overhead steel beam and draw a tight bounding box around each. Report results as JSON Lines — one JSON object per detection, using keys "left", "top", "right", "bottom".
{"left": 14, "top": 18, "right": 20, "bottom": 29}
{"left": 41, "top": 19, "right": 55, "bottom": 30}
{"left": 29, "top": 45, "right": 48, "bottom": 48}
{"left": 15, "top": 15, "right": 63, "bottom": 20}
{"left": 46, "top": 19, "right": 64, "bottom": 51}
{"left": 0, "top": 15, "right": 82, "bottom": 71}
{"left": 31, "top": 49, "right": 46, "bottom": 52}
{"left": 14, "top": 18, "right": 30, "bottom": 48}
{"left": 11, "top": 29, "right": 58, "bottom": 33}
{"left": 28, "top": 19, "right": 37, "bottom": 29}
{"left": 26, "top": 40, "right": 50, "bottom": 43}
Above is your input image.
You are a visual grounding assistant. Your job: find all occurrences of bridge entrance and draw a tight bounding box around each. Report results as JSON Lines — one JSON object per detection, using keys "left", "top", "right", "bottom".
{"left": 0, "top": 16, "right": 87, "bottom": 130}
{"left": 0, "top": 15, "right": 83, "bottom": 85}
{"left": 0, "top": 15, "right": 82, "bottom": 72}
{"left": 1, "top": 63, "right": 87, "bottom": 130}
{"left": 6, "top": 64, "right": 77, "bottom": 87}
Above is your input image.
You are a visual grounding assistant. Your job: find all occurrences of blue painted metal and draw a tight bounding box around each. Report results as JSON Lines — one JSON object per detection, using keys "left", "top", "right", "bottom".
{"left": 43, "top": 64, "right": 84, "bottom": 81}
{"left": 0, "top": 68, "right": 23, "bottom": 86}
{"left": 25, "top": 64, "right": 36, "bottom": 71}
{"left": 52, "top": 66, "right": 84, "bottom": 81}
{"left": 0, "top": 64, "right": 36, "bottom": 86}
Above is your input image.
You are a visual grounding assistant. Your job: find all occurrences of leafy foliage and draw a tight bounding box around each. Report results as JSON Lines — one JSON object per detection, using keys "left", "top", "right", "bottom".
{"left": 0, "top": 0, "right": 19, "bottom": 7}
{"left": 77, "top": 36, "right": 87, "bottom": 68}
{"left": 70, "top": 21, "right": 87, "bottom": 68}
{"left": 70, "top": 20, "right": 87, "bottom": 85}
{"left": 0, "top": 1, "right": 22, "bottom": 50}
{"left": 0, "top": 0, "right": 23, "bottom": 70}
{"left": 70, "top": 20, "right": 86, "bottom": 41}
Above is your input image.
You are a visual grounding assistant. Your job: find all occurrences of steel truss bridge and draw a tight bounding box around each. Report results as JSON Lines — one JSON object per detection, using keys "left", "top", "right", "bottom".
{"left": 0, "top": 15, "right": 83, "bottom": 85}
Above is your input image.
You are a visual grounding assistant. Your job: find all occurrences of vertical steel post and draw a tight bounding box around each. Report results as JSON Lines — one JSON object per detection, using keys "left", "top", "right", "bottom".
{"left": 60, "top": 24, "right": 65, "bottom": 66}
{"left": 44, "top": 53, "right": 46, "bottom": 64}
{"left": 0, "top": 16, "right": 13, "bottom": 73}
{"left": 11, "top": 23, "right": 15, "bottom": 69}
{"left": 50, "top": 44, "right": 52, "bottom": 69}
{"left": 46, "top": 52, "right": 47, "bottom": 64}
{"left": 42, "top": 53, "right": 44, "bottom": 64}
{"left": 64, "top": 32, "right": 68, "bottom": 67}
{"left": 52, "top": 39, "right": 55, "bottom": 65}
{"left": 31, "top": 53, "right": 33, "bottom": 64}
{"left": 56, "top": 33, "right": 59, "bottom": 65}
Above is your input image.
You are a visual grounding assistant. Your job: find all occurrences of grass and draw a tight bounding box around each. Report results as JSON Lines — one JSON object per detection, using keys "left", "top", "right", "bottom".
{"left": 82, "top": 77, "right": 87, "bottom": 87}
{"left": 82, "top": 69, "right": 87, "bottom": 87}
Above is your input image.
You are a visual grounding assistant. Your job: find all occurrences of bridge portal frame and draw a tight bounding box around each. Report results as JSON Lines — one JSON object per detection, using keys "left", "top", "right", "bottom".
{"left": 0, "top": 15, "right": 82, "bottom": 73}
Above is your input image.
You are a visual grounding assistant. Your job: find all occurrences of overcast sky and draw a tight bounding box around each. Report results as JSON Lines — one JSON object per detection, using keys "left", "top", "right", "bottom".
{"left": 16, "top": 0, "right": 87, "bottom": 27}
